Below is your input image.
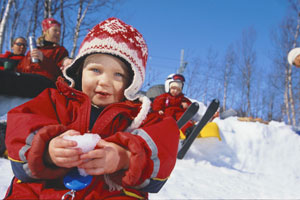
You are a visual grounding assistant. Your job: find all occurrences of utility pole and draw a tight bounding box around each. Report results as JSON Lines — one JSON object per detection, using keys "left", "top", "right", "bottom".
{"left": 177, "top": 49, "right": 188, "bottom": 74}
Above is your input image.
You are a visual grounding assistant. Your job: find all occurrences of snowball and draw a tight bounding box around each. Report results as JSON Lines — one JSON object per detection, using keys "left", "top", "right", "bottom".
{"left": 64, "top": 133, "right": 101, "bottom": 176}
{"left": 64, "top": 133, "right": 101, "bottom": 153}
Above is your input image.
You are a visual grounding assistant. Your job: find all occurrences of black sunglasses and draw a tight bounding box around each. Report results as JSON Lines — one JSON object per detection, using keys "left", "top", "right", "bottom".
{"left": 15, "top": 42, "right": 27, "bottom": 47}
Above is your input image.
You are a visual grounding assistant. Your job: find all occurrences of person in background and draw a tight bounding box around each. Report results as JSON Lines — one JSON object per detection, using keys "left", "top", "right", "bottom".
{"left": 152, "top": 73, "right": 194, "bottom": 136}
{"left": 288, "top": 47, "right": 300, "bottom": 68}
{"left": 0, "top": 37, "right": 27, "bottom": 71}
{"left": 152, "top": 73, "right": 191, "bottom": 119}
{"left": 16, "top": 18, "right": 72, "bottom": 82}
{"left": 4, "top": 17, "right": 179, "bottom": 199}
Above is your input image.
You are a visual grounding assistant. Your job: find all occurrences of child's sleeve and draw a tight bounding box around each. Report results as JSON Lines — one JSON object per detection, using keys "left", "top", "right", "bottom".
{"left": 5, "top": 89, "right": 70, "bottom": 182}
{"left": 105, "top": 116, "right": 179, "bottom": 193}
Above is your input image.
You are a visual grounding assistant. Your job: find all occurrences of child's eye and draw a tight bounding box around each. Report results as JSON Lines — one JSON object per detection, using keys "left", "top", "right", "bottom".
{"left": 114, "top": 72, "right": 127, "bottom": 81}
{"left": 91, "top": 68, "right": 100, "bottom": 73}
{"left": 115, "top": 72, "right": 124, "bottom": 77}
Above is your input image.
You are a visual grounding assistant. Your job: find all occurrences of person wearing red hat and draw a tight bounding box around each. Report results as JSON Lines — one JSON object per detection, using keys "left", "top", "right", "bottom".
{"left": 16, "top": 18, "right": 72, "bottom": 82}
{"left": 4, "top": 17, "right": 179, "bottom": 199}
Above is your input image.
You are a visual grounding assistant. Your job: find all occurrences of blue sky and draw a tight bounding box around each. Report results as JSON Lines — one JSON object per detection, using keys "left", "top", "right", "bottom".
{"left": 115, "top": 0, "right": 289, "bottom": 85}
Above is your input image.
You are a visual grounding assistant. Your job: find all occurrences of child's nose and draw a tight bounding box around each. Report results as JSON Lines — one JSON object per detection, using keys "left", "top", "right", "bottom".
{"left": 97, "top": 73, "right": 111, "bottom": 86}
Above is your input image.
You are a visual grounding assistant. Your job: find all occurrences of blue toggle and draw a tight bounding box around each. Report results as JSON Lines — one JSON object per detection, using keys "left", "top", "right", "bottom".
{"left": 63, "top": 168, "right": 92, "bottom": 191}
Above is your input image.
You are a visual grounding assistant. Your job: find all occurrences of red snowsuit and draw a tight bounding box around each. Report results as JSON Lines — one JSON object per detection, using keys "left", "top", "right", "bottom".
{"left": 4, "top": 78, "right": 179, "bottom": 199}
{"left": 152, "top": 92, "right": 192, "bottom": 120}
{"left": 152, "top": 93, "right": 193, "bottom": 134}
{"left": 0, "top": 51, "right": 25, "bottom": 71}
{"left": 16, "top": 43, "right": 68, "bottom": 82}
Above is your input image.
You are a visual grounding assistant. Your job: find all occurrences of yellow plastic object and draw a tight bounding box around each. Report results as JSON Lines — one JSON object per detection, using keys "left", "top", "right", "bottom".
{"left": 179, "top": 129, "right": 186, "bottom": 140}
{"left": 198, "top": 122, "right": 221, "bottom": 141}
{"left": 3, "top": 150, "right": 8, "bottom": 157}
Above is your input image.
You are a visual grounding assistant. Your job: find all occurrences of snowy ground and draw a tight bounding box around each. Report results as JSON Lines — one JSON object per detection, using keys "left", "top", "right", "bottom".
{"left": 1, "top": 116, "right": 299, "bottom": 199}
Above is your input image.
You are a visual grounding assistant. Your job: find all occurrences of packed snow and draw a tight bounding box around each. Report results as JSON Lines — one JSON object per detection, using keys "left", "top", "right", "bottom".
{"left": 1, "top": 115, "right": 299, "bottom": 199}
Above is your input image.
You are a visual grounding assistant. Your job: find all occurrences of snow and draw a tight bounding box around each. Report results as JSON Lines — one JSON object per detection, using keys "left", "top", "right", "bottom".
{"left": 150, "top": 118, "right": 300, "bottom": 199}
{"left": 1, "top": 116, "right": 300, "bottom": 198}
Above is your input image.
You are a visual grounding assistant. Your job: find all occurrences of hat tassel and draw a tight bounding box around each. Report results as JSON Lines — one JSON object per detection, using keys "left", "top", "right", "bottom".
{"left": 126, "top": 95, "right": 151, "bottom": 132}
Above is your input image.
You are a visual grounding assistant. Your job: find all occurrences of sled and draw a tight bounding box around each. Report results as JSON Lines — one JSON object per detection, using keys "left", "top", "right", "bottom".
{"left": 0, "top": 70, "right": 56, "bottom": 98}
{"left": 238, "top": 117, "right": 269, "bottom": 125}
{"left": 145, "top": 84, "right": 165, "bottom": 101}
{"left": 180, "top": 122, "right": 221, "bottom": 141}
{"left": 197, "top": 122, "right": 221, "bottom": 141}
{"left": 177, "top": 99, "right": 220, "bottom": 159}
{"left": 0, "top": 71, "right": 56, "bottom": 117}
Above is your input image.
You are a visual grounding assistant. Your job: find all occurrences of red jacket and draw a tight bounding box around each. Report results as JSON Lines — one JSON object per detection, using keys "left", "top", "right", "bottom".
{"left": 4, "top": 78, "right": 179, "bottom": 199}
{"left": 16, "top": 44, "right": 68, "bottom": 82}
{"left": 152, "top": 92, "right": 192, "bottom": 121}
{"left": 0, "top": 51, "right": 25, "bottom": 71}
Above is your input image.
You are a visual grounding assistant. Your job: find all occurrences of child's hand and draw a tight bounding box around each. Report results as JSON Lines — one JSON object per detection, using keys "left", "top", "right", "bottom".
{"left": 182, "top": 102, "right": 188, "bottom": 109}
{"left": 47, "top": 130, "right": 83, "bottom": 168}
{"left": 79, "top": 140, "right": 131, "bottom": 175}
{"left": 158, "top": 110, "right": 164, "bottom": 115}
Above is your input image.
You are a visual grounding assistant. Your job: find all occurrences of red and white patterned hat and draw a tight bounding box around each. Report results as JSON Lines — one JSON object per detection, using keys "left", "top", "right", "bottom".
{"left": 64, "top": 17, "right": 148, "bottom": 101}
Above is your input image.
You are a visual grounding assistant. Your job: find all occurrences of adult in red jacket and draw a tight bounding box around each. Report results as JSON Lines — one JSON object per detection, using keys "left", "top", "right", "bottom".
{"left": 16, "top": 18, "right": 71, "bottom": 82}
{"left": 4, "top": 18, "right": 179, "bottom": 199}
{"left": 0, "top": 37, "right": 27, "bottom": 71}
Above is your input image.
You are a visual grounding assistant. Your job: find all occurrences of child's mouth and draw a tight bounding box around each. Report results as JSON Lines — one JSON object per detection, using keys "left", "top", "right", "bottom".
{"left": 96, "top": 91, "right": 110, "bottom": 97}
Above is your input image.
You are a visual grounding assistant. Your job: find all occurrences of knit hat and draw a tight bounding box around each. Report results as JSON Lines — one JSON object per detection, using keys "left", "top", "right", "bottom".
{"left": 42, "top": 18, "right": 61, "bottom": 32}
{"left": 63, "top": 17, "right": 150, "bottom": 132}
{"left": 288, "top": 47, "right": 300, "bottom": 65}
{"left": 64, "top": 17, "right": 148, "bottom": 101}
{"left": 165, "top": 73, "right": 185, "bottom": 92}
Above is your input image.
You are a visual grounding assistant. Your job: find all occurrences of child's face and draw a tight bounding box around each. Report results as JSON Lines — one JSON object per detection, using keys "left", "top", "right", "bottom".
{"left": 169, "top": 86, "right": 181, "bottom": 97}
{"left": 81, "top": 54, "right": 130, "bottom": 107}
